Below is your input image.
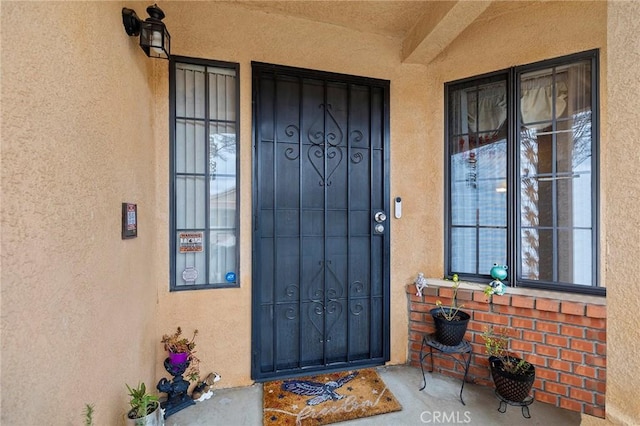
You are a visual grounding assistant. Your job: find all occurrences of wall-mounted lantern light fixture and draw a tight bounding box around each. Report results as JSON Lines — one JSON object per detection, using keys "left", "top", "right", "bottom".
{"left": 122, "top": 4, "right": 170, "bottom": 59}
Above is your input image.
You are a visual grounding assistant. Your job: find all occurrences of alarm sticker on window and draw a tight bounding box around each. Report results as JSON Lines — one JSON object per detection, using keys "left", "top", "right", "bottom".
{"left": 179, "top": 232, "right": 203, "bottom": 253}
{"left": 182, "top": 266, "right": 198, "bottom": 284}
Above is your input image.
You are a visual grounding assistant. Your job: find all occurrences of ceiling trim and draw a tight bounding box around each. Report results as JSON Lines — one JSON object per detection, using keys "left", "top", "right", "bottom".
{"left": 402, "top": 1, "right": 493, "bottom": 65}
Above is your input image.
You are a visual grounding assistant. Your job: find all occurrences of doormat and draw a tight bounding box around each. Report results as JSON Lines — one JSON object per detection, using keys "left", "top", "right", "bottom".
{"left": 263, "top": 368, "right": 402, "bottom": 426}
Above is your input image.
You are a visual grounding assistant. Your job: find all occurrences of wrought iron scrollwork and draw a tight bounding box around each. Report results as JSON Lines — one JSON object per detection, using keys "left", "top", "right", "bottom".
{"left": 281, "top": 105, "right": 367, "bottom": 181}
{"left": 308, "top": 104, "right": 343, "bottom": 146}
{"left": 350, "top": 280, "right": 364, "bottom": 294}
{"left": 304, "top": 258, "right": 346, "bottom": 342}
{"left": 324, "top": 299, "right": 342, "bottom": 342}
{"left": 312, "top": 303, "right": 324, "bottom": 316}
{"left": 285, "top": 147, "right": 299, "bottom": 160}
{"left": 285, "top": 306, "right": 297, "bottom": 320}
{"left": 350, "top": 302, "right": 364, "bottom": 316}
{"left": 285, "top": 124, "right": 299, "bottom": 138}
{"left": 350, "top": 152, "right": 364, "bottom": 164}
{"left": 308, "top": 301, "right": 325, "bottom": 339}
{"left": 307, "top": 104, "right": 344, "bottom": 186}
{"left": 350, "top": 130, "right": 363, "bottom": 144}
{"left": 325, "top": 260, "right": 344, "bottom": 299}
{"left": 284, "top": 125, "right": 300, "bottom": 160}
{"left": 349, "top": 130, "right": 365, "bottom": 164}
{"left": 285, "top": 284, "right": 299, "bottom": 298}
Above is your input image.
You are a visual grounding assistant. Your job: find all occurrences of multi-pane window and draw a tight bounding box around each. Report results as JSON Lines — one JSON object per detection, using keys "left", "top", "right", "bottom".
{"left": 170, "top": 57, "right": 239, "bottom": 290}
{"left": 445, "top": 50, "right": 601, "bottom": 294}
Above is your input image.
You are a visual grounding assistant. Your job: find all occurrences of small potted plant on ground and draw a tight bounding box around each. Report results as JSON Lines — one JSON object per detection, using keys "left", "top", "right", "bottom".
{"left": 430, "top": 274, "right": 471, "bottom": 346}
{"left": 482, "top": 327, "right": 536, "bottom": 403}
{"left": 161, "top": 327, "right": 200, "bottom": 382}
{"left": 84, "top": 403, "right": 94, "bottom": 426}
{"left": 125, "top": 382, "right": 163, "bottom": 426}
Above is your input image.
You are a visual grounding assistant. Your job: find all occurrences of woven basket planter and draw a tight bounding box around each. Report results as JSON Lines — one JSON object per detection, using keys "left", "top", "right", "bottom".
{"left": 489, "top": 356, "right": 536, "bottom": 402}
{"left": 429, "top": 307, "right": 470, "bottom": 346}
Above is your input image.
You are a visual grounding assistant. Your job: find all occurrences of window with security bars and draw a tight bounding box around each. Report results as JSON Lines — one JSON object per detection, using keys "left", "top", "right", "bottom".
{"left": 445, "top": 50, "right": 602, "bottom": 294}
{"left": 170, "top": 57, "right": 239, "bottom": 290}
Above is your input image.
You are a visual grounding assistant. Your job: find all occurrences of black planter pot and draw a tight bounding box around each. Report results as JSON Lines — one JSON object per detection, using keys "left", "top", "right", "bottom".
{"left": 429, "top": 307, "right": 470, "bottom": 346}
{"left": 489, "top": 356, "right": 536, "bottom": 402}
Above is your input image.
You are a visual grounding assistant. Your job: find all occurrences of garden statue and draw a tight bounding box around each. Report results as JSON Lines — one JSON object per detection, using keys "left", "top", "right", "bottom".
{"left": 192, "top": 372, "right": 221, "bottom": 401}
{"left": 485, "top": 264, "right": 508, "bottom": 296}
{"left": 414, "top": 272, "right": 428, "bottom": 297}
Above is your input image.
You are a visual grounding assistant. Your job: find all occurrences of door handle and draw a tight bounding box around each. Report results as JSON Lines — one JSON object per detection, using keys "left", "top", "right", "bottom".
{"left": 374, "top": 211, "right": 386, "bottom": 234}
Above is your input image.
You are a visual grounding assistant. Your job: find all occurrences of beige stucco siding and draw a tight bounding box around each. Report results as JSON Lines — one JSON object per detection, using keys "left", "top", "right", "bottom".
{"left": 156, "top": 0, "right": 608, "bottom": 405}
{"left": 1, "top": 2, "right": 163, "bottom": 423}
{"left": 601, "top": 1, "right": 640, "bottom": 423}
{"left": 153, "top": 0, "right": 421, "bottom": 389}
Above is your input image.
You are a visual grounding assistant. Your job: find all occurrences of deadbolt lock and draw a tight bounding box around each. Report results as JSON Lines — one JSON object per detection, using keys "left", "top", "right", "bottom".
{"left": 374, "top": 211, "right": 387, "bottom": 223}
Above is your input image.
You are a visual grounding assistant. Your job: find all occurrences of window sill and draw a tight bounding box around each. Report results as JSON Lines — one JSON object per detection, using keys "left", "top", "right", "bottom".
{"left": 420, "top": 277, "right": 606, "bottom": 306}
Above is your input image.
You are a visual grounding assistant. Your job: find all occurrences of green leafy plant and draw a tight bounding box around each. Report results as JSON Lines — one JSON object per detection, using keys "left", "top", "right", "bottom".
{"left": 84, "top": 403, "right": 94, "bottom": 426}
{"left": 161, "top": 327, "right": 201, "bottom": 381}
{"left": 483, "top": 285, "right": 495, "bottom": 297}
{"left": 434, "top": 274, "right": 465, "bottom": 320}
{"left": 126, "top": 382, "right": 159, "bottom": 419}
{"left": 162, "top": 327, "right": 198, "bottom": 353}
{"left": 482, "top": 327, "right": 532, "bottom": 375}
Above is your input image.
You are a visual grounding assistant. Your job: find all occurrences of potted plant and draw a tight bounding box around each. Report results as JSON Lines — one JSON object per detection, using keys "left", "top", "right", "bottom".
{"left": 84, "top": 403, "right": 94, "bottom": 426}
{"left": 430, "top": 274, "right": 471, "bottom": 346}
{"left": 126, "top": 382, "right": 163, "bottom": 426}
{"left": 161, "top": 327, "right": 200, "bottom": 382}
{"left": 482, "top": 327, "right": 536, "bottom": 402}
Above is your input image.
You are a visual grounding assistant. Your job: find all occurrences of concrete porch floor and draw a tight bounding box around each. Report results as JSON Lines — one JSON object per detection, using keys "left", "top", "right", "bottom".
{"left": 166, "top": 365, "right": 581, "bottom": 425}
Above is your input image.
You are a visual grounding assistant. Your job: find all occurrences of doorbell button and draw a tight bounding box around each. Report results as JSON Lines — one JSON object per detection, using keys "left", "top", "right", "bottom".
{"left": 395, "top": 197, "right": 402, "bottom": 219}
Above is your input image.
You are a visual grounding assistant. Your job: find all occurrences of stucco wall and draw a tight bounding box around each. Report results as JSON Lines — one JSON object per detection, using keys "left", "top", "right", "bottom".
{"left": 151, "top": 0, "right": 609, "bottom": 395}
{"left": 422, "top": 0, "right": 607, "bottom": 279}
{"left": 600, "top": 1, "right": 640, "bottom": 424}
{"left": 1, "top": 2, "right": 162, "bottom": 424}
{"left": 152, "top": 0, "right": 425, "bottom": 388}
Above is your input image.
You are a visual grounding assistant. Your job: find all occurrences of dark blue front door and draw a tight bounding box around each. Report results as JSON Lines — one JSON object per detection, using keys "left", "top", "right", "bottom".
{"left": 251, "top": 63, "right": 390, "bottom": 380}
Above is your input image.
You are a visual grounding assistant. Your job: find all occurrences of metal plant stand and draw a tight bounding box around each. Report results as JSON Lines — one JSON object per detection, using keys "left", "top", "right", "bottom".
{"left": 495, "top": 390, "right": 534, "bottom": 418}
{"left": 419, "top": 333, "right": 472, "bottom": 405}
{"left": 157, "top": 359, "right": 195, "bottom": 418}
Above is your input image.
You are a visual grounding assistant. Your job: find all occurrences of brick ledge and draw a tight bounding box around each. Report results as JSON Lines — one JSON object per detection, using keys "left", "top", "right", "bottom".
{"left": 410, "top": 277, "right": 606, "bottom": 306}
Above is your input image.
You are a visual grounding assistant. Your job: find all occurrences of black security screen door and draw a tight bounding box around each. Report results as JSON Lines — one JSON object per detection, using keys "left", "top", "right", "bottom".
{"left": 251, "top": 63, "right": 390, "bottom": 381}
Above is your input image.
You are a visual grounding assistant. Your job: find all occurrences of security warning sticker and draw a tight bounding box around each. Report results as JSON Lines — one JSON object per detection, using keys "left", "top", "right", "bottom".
{"left": 179, "top": 232, "right": 204, "bottom": 253}
{"left": 182, "top": 266, "right": 198, "bottom": 284}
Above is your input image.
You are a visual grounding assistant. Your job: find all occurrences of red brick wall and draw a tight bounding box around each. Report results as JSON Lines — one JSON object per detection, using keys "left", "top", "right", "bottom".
{"left": 407, "top": 285, "right": 606, "bottom": 418}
